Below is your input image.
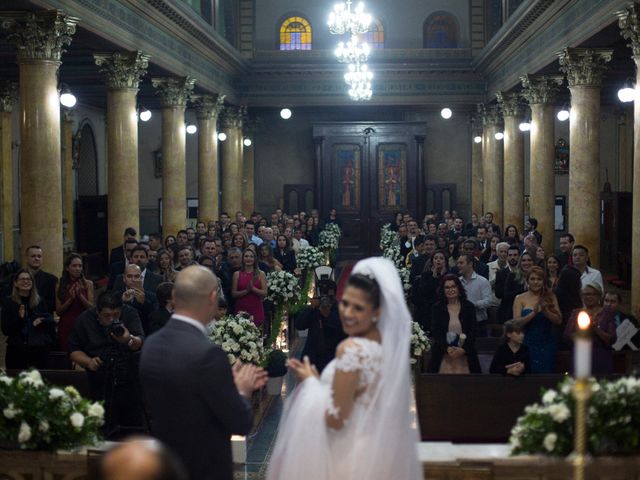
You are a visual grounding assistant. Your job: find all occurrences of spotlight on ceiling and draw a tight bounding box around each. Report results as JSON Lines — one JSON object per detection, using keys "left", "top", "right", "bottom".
{"left": 494, "top": 132, "right": 504, "bottom": 140}
{"left": 473, "top": 135, "right": 482, "bottom": 144}
{"left": 243, "top": 138, "right": 252, "bottom": 147}
{"left": 440, "top": 107, "right": 452, "bottom": 119}
{"left": 217, "top": 132, "right": 227, "bottom": 141}
{"left": 557, "top": 108, "right": 570, "bottom": 122}
{"left": 519, "top": 121, "right": 531, "bottom": 132}
{"left": 139, "top": 108, "right": 152, "bottom": 122}
{"left": 59, "top": 84, "right": 77, "bottom": 108}
{"left": 280, "top": 108, "right": 292, "bottom": 120}
{"left": 186, "top": 124, "right": 197, "bottom": 134}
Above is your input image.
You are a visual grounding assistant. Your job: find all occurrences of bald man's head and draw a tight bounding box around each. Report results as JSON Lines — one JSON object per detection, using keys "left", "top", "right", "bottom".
{"left": 124, "top": 264, "right": 142, "bottom": 288}
{"left": 101, "top": 438, "right": 186, "bottom": 480}
{"left": 173, "top": 266, "right": 219, "bottom": 319}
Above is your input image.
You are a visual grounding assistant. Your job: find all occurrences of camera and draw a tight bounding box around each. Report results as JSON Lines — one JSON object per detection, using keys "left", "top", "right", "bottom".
{"left": 109, "top": 320, "right": 126, "bottom": 337}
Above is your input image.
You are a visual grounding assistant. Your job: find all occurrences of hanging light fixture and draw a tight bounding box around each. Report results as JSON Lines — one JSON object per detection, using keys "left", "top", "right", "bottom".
{"left": 328, "top": 0, "right": 371, "bottom": 36}
{"left": 440, "top": 108, "right": 452, "bottom": 119}
{"left": 59, "top": 83, "right": 77, "bottom": 108}
{"left": 217, "top": 132, "right": 227, "bottom": 141}
{"left": 186, "top": 124, "right": 197, "bottom": 134}
{"left": 557, "top": 105, "right": 570, "bottom": 121}
{"left": 344, "top": 63, "right": 373, "bottom": 101}
{"left": 139, "top": 107, "right": 152, "bottom": 122}
{"left": 495, "top": 132, "right": 504, "bottom": 140}
{"left": 335, "top": 35, "right": 370, "bottom": 64}
{"left": 243, "top": 138, "right": 252, "bottom": 147}
{"left": 280, "top": 108, "right": 292, "bottom": 119}
{"left": 473, "top": 135, "right": 482, "bottom": 144}
{"left": 617, "top": 78, "right": 636, "bottom": 103}
{"left": 519, "top": 120, "right": 531, "bottom": 132}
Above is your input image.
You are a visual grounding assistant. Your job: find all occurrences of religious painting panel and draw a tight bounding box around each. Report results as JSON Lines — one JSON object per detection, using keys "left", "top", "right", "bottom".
{"left": 423, "top": 12, "right": 459, "bottom": 48}
{"left": 377, "top": 144, "right": 407, "bottom": 211}
{"left": 555, "top": 138, "right": 569, "bottom": 174}
{"left": 333, "top": 144, "right": 361, "bottom": 210}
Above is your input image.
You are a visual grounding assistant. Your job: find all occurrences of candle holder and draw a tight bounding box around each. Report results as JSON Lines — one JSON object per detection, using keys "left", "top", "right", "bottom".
{"left": 571, "top": 377, "right": 592, "bottom": 480}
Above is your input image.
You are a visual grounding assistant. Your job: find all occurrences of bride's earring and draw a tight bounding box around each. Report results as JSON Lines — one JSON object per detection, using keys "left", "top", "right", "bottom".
{"left": 372, "top": 317, "right": 378, "bottom": 324}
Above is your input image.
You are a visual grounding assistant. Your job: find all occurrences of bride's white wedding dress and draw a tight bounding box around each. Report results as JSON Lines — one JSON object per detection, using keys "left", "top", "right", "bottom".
{"left": 266, "top": 258, "right": 422, "bottom": 480}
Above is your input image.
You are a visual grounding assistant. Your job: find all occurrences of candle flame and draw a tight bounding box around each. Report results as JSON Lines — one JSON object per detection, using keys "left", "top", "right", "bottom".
{"left": 577, "top": 311, "right": 591, "bottom": 330}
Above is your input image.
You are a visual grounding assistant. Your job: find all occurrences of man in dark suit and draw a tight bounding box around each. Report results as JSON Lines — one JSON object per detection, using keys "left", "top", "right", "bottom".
{"left": 140, "top": 266, "right": 267, "bottom": 480}
{"left": 109, "top": 227, "right": 137, "bottom": 266}
{"left": 108, "top": 238, "right": 139, "bottom": 290}
{"left": 26, "top": 245, "right": 58, "bottom": 314}
{"left": 112, "top": 246, "right": 162, "bottom": 294}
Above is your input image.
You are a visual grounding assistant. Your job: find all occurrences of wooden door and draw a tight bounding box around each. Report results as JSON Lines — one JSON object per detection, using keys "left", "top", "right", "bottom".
{"left": 313, "top": 122, "right": 425, "bottom": 258}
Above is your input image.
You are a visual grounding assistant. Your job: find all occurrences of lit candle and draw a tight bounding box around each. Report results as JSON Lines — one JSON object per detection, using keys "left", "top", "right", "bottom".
{"left": 574, "top": 311, "right": 592, "bottom": 379}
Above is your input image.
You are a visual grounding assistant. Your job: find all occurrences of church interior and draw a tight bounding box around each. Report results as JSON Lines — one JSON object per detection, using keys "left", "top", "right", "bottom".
{"left": 1, "top": 0, "right": 640, "bottom": 478}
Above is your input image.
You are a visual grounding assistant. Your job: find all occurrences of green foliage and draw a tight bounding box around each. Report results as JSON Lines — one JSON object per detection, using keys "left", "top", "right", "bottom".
{"left": 264, "top": 349, "right": 288, "bottom": 377}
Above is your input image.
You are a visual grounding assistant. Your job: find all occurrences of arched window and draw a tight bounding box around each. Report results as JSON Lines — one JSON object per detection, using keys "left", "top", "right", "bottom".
{"left": 77, "top": 122, "right": 99, "bottom": 196}
{"left": 423, "top": 12, "right": 459, "bottom": 48}
{"left": 364, "top": 18, "right": 384, "bottom": 49}
{"left": 279, "top": 16, "right": 312, "bottom": 50}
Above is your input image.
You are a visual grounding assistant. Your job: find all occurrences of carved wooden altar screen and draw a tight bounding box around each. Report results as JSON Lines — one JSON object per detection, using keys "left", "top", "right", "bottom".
{"left": 313, "top": 122, "right": 426, "bottom": 258}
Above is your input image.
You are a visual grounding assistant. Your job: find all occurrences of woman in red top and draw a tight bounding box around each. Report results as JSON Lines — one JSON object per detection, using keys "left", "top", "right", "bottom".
{"left": 56, "top": 253, "right": 94, "bottom": 350}
{"left": 232, "top": 249, "right": 267, "bottom": 327}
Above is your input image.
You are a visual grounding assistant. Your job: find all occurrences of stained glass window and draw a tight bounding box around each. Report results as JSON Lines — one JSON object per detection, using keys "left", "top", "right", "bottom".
{"left": 424, "top": 12, "right": 459, "bottom": 48}
{"left": 364, "top": 19, "right": 384, "bottom": 49}
{"left": 279, "top": 16, "right": 312, "bottom": 50}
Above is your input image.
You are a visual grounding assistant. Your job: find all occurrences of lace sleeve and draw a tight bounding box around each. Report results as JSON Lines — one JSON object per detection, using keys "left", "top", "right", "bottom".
{"left": 334, "top": 342, "right": 366, "bottom": 373}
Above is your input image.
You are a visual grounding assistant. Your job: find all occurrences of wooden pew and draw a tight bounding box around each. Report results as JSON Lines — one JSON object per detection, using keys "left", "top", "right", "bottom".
{"left": 416, "top": 374, "right": 569, "bottom": 443}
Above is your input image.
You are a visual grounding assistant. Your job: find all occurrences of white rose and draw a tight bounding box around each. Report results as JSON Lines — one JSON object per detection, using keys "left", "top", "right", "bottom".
{"left": 88, "top": 402, "right": 105, "bottom": 419}
{"left": 49, "top": 388, "right": 66, "bottom": 400}
{"left": 20, "top": 370, "right": 44, "bottom": 387}
{"left": 542, "top": 390, "right": 557, "bottom": 405}
{"left": 3, "top": 404, "right": 20, "bottom": 419}
{"left": 39, "top": 420, "right": 49, "bottom": 432}
{"left": 18, "top": 421, "right": 31, "bottom": 443}
{"left": 70, "top": 412, "right": 85, "bottom": 429}
{"left": 548, "top": 403, "right": 570, "bottom": 423}
{"left": 543, "top": 433, "right": 557, "bottom": 452}
{"left": 0, "top": 375, "right": 12, "bottom": 386}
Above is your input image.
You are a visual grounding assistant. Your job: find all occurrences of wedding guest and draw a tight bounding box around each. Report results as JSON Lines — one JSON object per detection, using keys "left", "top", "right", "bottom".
{"left": 164, "top": 235, "right": 177, "bottom": 249}
{"left": 109, "top": 227, "right": 138, "bottom": 266}
{"left": 557, "top": 233, "right": 575, "bottom": 268}
{"left": 258, "top": 243, "right": 282, "bottom": 273}
{"left": 101, "top": 437, "right": 187, "bottom": 480}
{"left": 479, "top": 235, "right": 498, "bottom": 264}
{"left": 232, "top": 233, "right": 247, "bottom": 251}
{"left": 390, "top": 211, "right": 403, "bottom": 232}
{"left": 545, "top": 255, "right": 561, "bottom": 289}
{"left": 25, "top": 245, "right": 58, "bottom": 314}
{"left": 157, "top": 249, "right": 178, "bottom": 283}
{"left": 501, "top": 251, "right": 534, "bottom": 322}
{"left": 513, "top": 266, "right": 562, "bottom": 373}
{"left": 231, "top": 249, "right": 267, "bottom": 327}
{"left": 198, "top": 255, "right": 216, "bottom": 272}
{"left": 554, "top": 265, "right": 583, "bottom": 349}
{"left": 489, "top": 320, "right": 531, "bottom": 376}
{"left": 56, "top": 253, "right": 95, "bottom": 351}
{"left": 273, "top": 234, "right": 297, "bottom": 273}
{"left": 1, "top": 269, "right": 54, "bottom": 369}
{"left": 148, "top": 282, "right": 174, "bottom": 334}
{"left": 412, "top": 250, "right": 448, "bottom": 333}
{"left": 175, "top": 246, "right": 196, "bottom": 271}
{"left": 503, "top": 224, "right": 522, "bottom": 249}
{"left": 572, "top": 245, "right": 604, "bottom": 291}
{"left": 116, "top": 264, "right": 158, "bottom": 335}
{"left": 535, "top": 246, "right": 546, "bottom": 267}
{"left": 564, "top": 283, "right": 616, "bottom": 374}
{"left": 428, "top": 274, "right": 481, "bottom": 373}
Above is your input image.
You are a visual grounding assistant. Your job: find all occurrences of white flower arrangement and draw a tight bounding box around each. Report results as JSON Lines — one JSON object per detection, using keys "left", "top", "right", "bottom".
{"left": 296, "top": 246, "right": 325, "bottom": 270}
{"left": 379, "top": 223, "right": 399, "bottom": 251}
{"left": 510, "top": 376, "right": 640, "bottom": 456}
{"left": 266, "top": 270, "right": 301, "bottom": 306}
{"left": 0, "top": 369, "right": 103, "bottom": 450}
{"left": 208, "top": 313, "right": 265, "bottom": 365}
{"left": 410, "top": 321, "right": 431, "bottom": 364}
{"left": 323, "top": 222, "right": 342, "bottom": 238}
{"left": 382, "top": 244, "right": 404, "bottom": 269}
{"left": 397, "top": 267, "right": 411, "bottom": 292}
{"left": 318, "top": 229, "right": 339, "bottom": 251}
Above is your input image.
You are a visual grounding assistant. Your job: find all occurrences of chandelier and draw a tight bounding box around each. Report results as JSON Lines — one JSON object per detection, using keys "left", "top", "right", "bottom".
{"left": 335, "top": 36, "right": 370, "bottom": 64}
{"left": 344, "top": 63, "right": 373, "bottom": 101}
{"left": 328, "top": 0, "right": 371, "bottom": 36}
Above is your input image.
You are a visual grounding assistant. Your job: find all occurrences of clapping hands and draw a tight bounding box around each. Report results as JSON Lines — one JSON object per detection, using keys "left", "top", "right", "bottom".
{"left": 288, "top": 356, "right": 319, "bottom": 382}
{"left": 232, "top": 362, "right": 268, "bottom": 398}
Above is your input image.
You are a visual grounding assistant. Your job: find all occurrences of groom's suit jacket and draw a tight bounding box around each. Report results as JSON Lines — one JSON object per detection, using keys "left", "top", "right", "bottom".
{"left": 140, "top": 318, "right": 253, "bottom": 480}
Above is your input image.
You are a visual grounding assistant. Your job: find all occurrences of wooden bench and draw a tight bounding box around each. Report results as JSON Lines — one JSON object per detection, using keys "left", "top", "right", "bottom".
{"left": 416, "top": 374, "right": 573, "bottom": 443}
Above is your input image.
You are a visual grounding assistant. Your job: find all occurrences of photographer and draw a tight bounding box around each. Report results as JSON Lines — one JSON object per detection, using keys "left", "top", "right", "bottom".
{"left": 294, "top": 294, "right": 346, "bottom": 373}
{"left": 69, "top": 291, "right": 145, "bottom": 439}
{"left": 115, "top": 264, "right": 157, "bottom": 335}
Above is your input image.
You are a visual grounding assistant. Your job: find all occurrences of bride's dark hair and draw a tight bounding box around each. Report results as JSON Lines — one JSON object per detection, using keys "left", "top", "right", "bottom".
{"left": 346, "top": 273, "right": 381, "bottom": 309}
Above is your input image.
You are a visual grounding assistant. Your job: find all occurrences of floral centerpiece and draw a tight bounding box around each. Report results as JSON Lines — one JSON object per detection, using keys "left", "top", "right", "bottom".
{"left": 410, "top": 321, "right": 430, "bottom": 365}
{"left": 318, "top": 224, "right": 341, "bottom": 266}
{"left": 265, "top": 270, "right": 302, "bottom": 348}
{"left": 0, "top": 369, "right": 104, "bottom": 451}
{"left": 379, "top": 223, "right": 399, "bottom": 251}
{"left": 510, "top": 376, "right": 640, "bottom": 456}
{"left": 382, "top": 244, "right": 404, "bottom": 269}
{"left": 293, "top": 246, "right": 325, "bottom": 313}
{"left": 398, "top": 267, "right": 411, "bottom": 293}
{"left": 208, "top": 313, "right": 264, "bottom": 365}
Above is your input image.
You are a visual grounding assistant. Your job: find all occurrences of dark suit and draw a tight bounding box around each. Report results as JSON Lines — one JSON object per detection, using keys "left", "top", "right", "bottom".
{"left": 109, "top": 245, "right": 125, "bottom": 266}
{"left": 112, "top": 269, "right": 163, "bottom": 295}
{"left": 427, "top": 300, "right": 481, "bottom": 373}
{"left": 294, "top": 304, "right": 346, "bottom": 372}
{"left": 33, "top": 269, "right": 58, "bottom": 314}
{"left": 108, "top": 261, "right": 126, "bottom": 290}
{"left": 140, "top": 318, "right": 253, "bottom": 480}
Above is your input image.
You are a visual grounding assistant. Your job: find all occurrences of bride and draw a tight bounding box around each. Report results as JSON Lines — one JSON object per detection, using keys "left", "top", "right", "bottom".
{"left": 266, "top": 257, "right": 422, "bottom": 480}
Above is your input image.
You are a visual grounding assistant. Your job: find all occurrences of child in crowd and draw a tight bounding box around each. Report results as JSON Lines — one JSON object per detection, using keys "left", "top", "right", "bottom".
{"left": 489, "top": 320, "right": 531, "bottom": 376}
{"left": 206, "top": 297, "right": 228, "bottom": 335}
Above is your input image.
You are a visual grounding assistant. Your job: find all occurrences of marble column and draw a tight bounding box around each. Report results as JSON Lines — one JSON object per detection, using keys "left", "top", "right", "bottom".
{"left": 620, "top": 4, "right": 640, "bottom": 316}
{"left": 0, "top": 82, "right": 17, "bottom": 262}
{"left": 470, "top": 117, "right": 483, "bottom": 217}
{"left": 152, "top": 76, "right": 195, "bottom": 237}
{"left": 61, "top": 109, "right": 74, "bottom": 248}
{"left": 521, "top": 74, "right": 564, "bottom": 255}
{"left": 220, "top": 106, "right": 244, "bottom": 215}
{"left": 4, "top": 11, "right": 78, "bottom": 274}
{"left": 242, "top": 115, "right": 257, "bottom": 216}
{"left": 193, "top": 94, "right": 224, "bottom": 223}
{"left": 497, "top": 92, "right": 525, "bottom": 232}
{"left": 479, "top": 104, "right": 504, "bottom": 227}
{"left": 558, "top": 48, "right": 612, "bottom": 269}
{"left": 95, "top": 51, "right": 150, "bottom": 252}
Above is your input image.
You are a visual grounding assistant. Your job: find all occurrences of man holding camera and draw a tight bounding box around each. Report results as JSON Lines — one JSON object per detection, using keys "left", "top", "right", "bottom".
{"left": 69, "top": 291, "right": 145, "bottom": 438}
{"left": 115, "top": 264, "right": 157, "bottom": 335}
{"left": 294, "top": 294, "right": 346, "bottom": 373}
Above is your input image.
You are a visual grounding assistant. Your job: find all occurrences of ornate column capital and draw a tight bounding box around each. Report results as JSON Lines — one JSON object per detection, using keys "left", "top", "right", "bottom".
{"left": 496, "top": 91, "right": 524, "bottom": 117}
{"left": 94, "top": 51, "right": 150, "bottom": 90}
{"left": 619, "top": 3, "right": 640, "bottom": 58}
{"left": 0, "top": 81, "right": 18, "bottom": 113}
{"left": 477, "top": 104, "right": 502, "bottom": 127}
{"left": 1, "top": 10, "right": 78, "bottom": 63}
{"left": 192, "top": 94, "right": 225, "bottom": 120}
{"left": 558, "top": 48, "right": 613, "bottom": 87}
{"left": 151, "top": 76, "right": 196, "bottom": 108}
{"left": 221, "top": 106, "right": 245, "bottom": 129}
{"left": 520, "top": 74, "right": 564, "bottom": 105}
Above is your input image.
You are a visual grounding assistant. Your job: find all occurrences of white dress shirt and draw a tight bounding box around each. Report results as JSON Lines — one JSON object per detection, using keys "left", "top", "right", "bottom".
{"left": 173, "top": 313, "right": 208, "bottom": 336}
{"left": 459, "top": 272, "right": 493, "bottom": 322}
